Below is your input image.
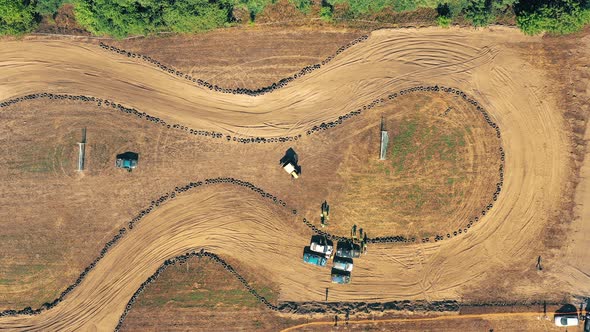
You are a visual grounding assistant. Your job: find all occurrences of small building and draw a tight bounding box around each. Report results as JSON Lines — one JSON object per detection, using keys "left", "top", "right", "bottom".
{"left": 116, "top": 151, "right": 139, "bottom": 170}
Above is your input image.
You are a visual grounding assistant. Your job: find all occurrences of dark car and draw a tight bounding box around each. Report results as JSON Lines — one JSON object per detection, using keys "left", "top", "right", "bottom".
{"left": 336, "top": 241, "right": 361, "bottom": 259}
{"left": 303, "top": 247, "right": 327, "bottom": 267}
{"left": 331, "top": 268, "right": 351, "bottom": 284}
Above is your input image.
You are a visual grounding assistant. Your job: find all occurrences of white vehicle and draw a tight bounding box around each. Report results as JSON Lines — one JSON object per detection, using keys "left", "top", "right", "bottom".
{"left": 283, "top": 162, "right": 300, "bottom": 178}
{"left": 333, "top": 257, "right": 353, "bottom": 272}
{"left": 309, "top": 235, "right": 334, "bottom": 258}
{"left": 554, "top": 315, "right": 579, "bottom": 327}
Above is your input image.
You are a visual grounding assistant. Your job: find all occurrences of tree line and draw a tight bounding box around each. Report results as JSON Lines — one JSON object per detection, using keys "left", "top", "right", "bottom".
{"left": 1, "top": 0, "right": 589, "bottom": 38}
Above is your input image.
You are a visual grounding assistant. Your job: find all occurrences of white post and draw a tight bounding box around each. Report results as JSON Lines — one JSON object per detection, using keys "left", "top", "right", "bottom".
{"left": 77, "top": 142, "right": 85, "bottom": 171}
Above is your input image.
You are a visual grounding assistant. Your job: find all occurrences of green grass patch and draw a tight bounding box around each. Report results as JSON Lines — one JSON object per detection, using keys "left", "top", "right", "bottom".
{"left": 16, "top": 145, "right": 68, "bottom": 173}
{"left": 135, "top": 259, "right": 278, "bottom": 310}
{"left": 391, "top": 118, "right": 418, "bottom": 172}
{"left": 407, "top": 184, "right": 425, "bottom": 209}
{"left": 146, "top": 287, "right": 272, "bottom": 309}
{"left": 11, "top": 132, "right": 76, "bottom": 173}
{"left": 391, "top": 116, "right": 466, "bottom": 172}
{"left": 0, "top": 279, "right": 14, "bottom": 285}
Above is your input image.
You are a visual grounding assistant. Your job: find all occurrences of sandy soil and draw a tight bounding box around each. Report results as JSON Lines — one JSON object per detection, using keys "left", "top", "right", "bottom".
{"left": 0, "top": 26, "right": 587, "bottom": 330}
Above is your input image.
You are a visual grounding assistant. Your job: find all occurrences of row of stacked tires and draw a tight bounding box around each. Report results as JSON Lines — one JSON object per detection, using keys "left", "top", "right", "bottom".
{"left": 130, "top": 177, "right": 290, "bottom": 231}
{"left": 300, "top": 217, "right": 411, "bottom": 244}
{"left": 113, "top": 249, "right": 280, "bottom": 332}
{"left": 98, "top": 35, "right": 368, "bottom": 97}
{"left": 0, "top": 92, "right": 302, "bottom": 144}
{"left": 112, "top": 247, "right": 551, "bottom": 331}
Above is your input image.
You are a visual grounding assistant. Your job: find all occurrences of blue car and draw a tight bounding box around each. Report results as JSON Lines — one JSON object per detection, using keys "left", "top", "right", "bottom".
{"left": 303, "top": 247, "right": 328, "bottom": 267}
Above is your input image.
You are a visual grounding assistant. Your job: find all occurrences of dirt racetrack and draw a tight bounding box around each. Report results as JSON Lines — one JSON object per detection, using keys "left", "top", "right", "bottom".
{"left": 0, "top": 26, "right": 588, "bottom": 330}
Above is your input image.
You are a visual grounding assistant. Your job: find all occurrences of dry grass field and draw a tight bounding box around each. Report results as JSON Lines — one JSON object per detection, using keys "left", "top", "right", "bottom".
{"left": 0, "top": 25, "right": 588, "bottom": 331}
{"left": 119, "top": 257, "right": 304, "bottom": 332}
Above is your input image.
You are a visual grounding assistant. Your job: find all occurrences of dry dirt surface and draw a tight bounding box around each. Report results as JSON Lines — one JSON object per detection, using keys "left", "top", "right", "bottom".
{"left": 0, "top": 90, "right": 497, "bottom": 309}
{"left": 109, "top": 28, "right": 364, "bottom": 91}
{"left": 280, "top": 312, "right": 565, "bottom": 332}
{"left": 0, "top": 26, "right": 588, "bottom": 331}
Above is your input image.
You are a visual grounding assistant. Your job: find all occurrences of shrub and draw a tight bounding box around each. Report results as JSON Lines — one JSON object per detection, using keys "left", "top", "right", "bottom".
{"left": 436, "top": 3, "right": 452, "bottom": 26}
{"left": 291, "top": 0, "right": 312, "bottom": 14}
{"left": 437, "top": 15, "right": 452, "bottom": 26}
{"left": 463, "top": 0, "right": 494, "bottom": 26}
{"left": 242, "top": 0, "right": 272, "bottom": 20}
{"left": 320, "top": 5, "right": 334, "bottom": 21}
{"left": 35, "top": 0, "right": 69, "bottom": 15}
{"left": 162, "top": 0, "right": 229, "bottom": 33}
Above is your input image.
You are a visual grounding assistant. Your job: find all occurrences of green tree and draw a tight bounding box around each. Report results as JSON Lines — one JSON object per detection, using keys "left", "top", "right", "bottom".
{"left": 516, "top": 0, "right": 590, "bottom": 35}
{"left": 0, "top": 0, "right": 37, "bottom": 35}
{"left": 73, "top": 0, "right": 232, "bottom": 38}
{"left": 292, "top": 0, "right": 312, "bottom": 14}
{"left": 463, "top": 0, "right": 494, "bottom": 26}
{"left": 239, "top": 0, "right": 272, "bottom": 20}
{"left": 320, "top": 4, "right": 333, "bottom": 21}
{"left": 73, "top": 0, "right": 163, "bottom": 38}
{"left": 36, "top": 0, "right": 69, "bottom": 15}
{"left": 162, "top": 0, "right": 229, "bottom": 33}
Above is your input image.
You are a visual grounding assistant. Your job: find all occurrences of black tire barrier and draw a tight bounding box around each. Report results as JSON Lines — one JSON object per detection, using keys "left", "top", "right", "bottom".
{"left": 0, "top": 85, "right": 503, "bottom": 167}
{"left": 99, "top": 36, "right": 368, "bottom": 98}
{"left": 0, "top": 93, "right": 307, "bottom": 144}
